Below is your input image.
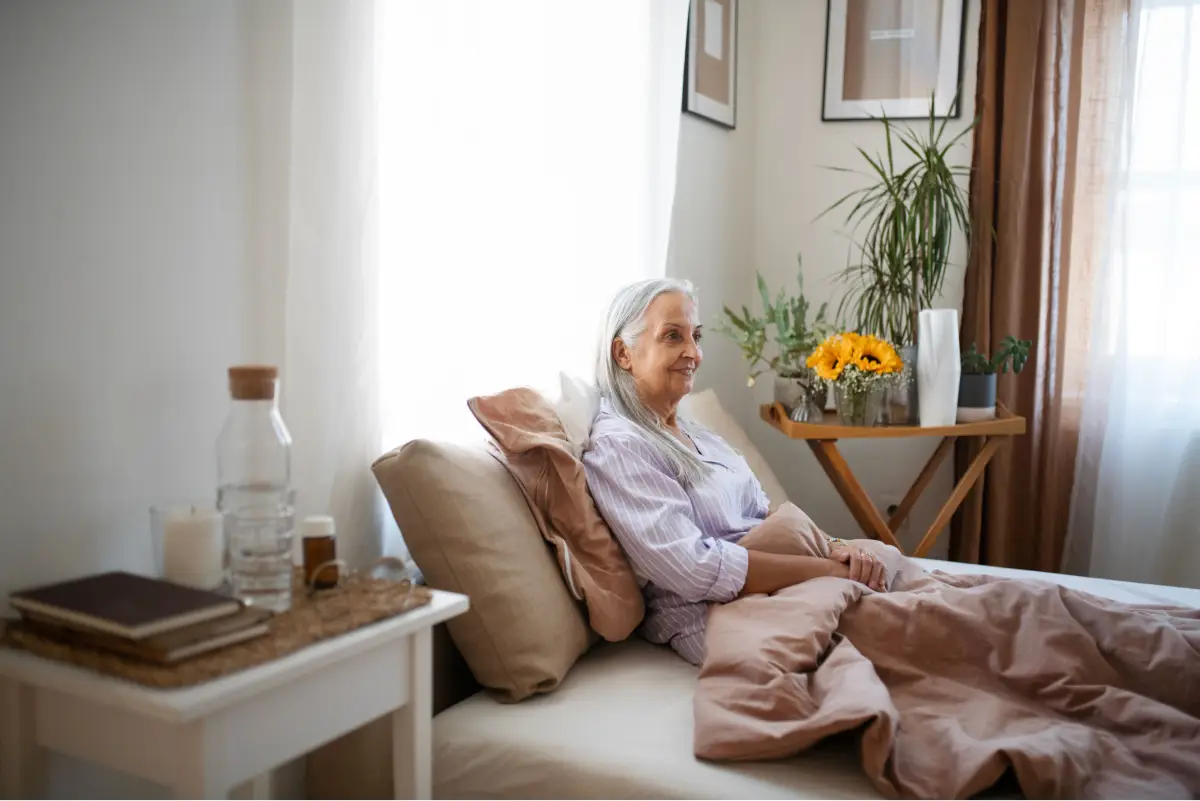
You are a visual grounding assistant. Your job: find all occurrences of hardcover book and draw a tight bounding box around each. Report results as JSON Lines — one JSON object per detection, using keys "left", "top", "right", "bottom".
{"left": 9, "top": 571, "right": 243, "bottom": 640}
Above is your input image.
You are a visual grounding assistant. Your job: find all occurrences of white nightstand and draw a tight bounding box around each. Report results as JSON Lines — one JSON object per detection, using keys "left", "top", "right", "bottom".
{"left": 0, "top": 589, "right": 469, "bottom": 799}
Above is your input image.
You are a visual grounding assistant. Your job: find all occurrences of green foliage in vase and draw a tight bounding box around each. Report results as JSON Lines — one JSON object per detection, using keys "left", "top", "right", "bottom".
{"left": 961, "top": 335, "right": 1032, "bottom": 375}
{"left": 819, "top": 95, "right": 975, "bottom": 345}
{"left": 716, "top": 258, "right": 830, "bottom": 386}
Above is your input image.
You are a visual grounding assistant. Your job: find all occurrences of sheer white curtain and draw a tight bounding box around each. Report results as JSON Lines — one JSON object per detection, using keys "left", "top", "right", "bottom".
{"left": 277, "top": 0, "right": 383, "bottom": 570}
{"left": 375, "top": 0, "right": 689, "bottom": 452}
{"left": 273, "top": 0, "right": 689, "bottom": 565}
{"left": 1066, "top": 0, "right": 1200, "bottom": 588}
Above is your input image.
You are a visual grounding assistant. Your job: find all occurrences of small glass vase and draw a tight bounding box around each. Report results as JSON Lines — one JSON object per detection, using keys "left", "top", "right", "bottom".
{"left": 774, "top": 372, "right": 826, "bottom": 423}
{"left": 835, "top": 384, "right": 883, "bottom": 427}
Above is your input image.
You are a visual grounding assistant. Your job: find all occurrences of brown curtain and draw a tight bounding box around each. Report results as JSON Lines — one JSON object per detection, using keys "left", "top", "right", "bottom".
{"left": 951, "top": 0, "right": 1115, "bottom": 571}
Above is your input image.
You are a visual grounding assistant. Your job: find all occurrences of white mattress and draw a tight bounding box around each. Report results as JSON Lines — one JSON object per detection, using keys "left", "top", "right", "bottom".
{"left": 433, "top": 561, "right": 1200, "bottom": 800}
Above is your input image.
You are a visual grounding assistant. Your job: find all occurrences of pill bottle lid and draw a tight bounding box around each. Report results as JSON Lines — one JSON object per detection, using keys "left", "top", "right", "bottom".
{"left": 299, "top": 514, "right": 336, "bottom": 539}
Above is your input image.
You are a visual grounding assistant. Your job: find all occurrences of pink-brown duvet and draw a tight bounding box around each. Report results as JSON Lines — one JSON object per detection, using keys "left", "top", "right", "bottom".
{"left": 694, "top": 504, "right": 1200, "bottom": 799}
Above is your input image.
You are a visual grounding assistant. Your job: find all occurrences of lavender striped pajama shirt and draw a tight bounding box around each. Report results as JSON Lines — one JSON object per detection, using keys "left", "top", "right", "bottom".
{"left": 583, "top": 398, "right": 769, "bottom": 665}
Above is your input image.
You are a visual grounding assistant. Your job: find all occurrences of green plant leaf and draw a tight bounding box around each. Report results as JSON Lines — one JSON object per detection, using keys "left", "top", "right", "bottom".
{"left": 818, "top": 99, "right": 974, "bottom": 346}
{"left": 755, "top": 274, "right": 772, "bottom": 318}
{"left": 934, "top": 92, "right": 954, "bottom": 144}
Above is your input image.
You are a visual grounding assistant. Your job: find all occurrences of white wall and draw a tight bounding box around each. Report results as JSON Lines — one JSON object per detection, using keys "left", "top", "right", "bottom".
{"left": 667, "top": 2, "right": 758, "bottom": 423}
{"left": 671, "top": 0, "right": 980, "bottom": 555}
{"left": 0, "top": 1, "right": 297, "bottom": 796}
{"left": 0, "top": 0, "right": 254, "bottom": 599}
{"left": 746, "top": 0, "right": 980, "bottom": 555}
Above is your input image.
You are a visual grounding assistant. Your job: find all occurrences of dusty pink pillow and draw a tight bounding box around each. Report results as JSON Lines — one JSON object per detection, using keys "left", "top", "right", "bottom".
{"left": 468, "top": 387, "right": 644, "bottom": 641}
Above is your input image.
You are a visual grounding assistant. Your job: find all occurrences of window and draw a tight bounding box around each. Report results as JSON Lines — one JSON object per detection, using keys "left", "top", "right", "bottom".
{"left": 1110, "top": 0, "right": 1200, "bottom": 361}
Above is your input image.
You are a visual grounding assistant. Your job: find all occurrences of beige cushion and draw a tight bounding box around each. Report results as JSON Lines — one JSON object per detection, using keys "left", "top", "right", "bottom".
{"left": 372, "top": 439, "right": 593, "bottom": 703}
{"left": 682, "top": 388, "right": 790, "bottom": 511}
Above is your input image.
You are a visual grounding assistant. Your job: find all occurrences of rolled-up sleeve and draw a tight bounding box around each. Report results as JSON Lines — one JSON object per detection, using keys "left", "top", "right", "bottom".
{"left": 583, "top": 433, "right": 748, "bottom": 603}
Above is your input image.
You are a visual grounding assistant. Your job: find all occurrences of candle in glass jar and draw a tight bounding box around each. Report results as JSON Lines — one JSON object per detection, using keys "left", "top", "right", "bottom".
{"left": 161, "top": 507, "right": 225, "bottom": 590}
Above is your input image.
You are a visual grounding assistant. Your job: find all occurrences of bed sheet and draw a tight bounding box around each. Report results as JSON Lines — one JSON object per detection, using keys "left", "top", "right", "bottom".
{"left": 434, "top": 562, "right": 1198, "bottom": 800}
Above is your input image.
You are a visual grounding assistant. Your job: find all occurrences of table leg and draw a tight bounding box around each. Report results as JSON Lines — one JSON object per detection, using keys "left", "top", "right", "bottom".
{"left": 888, "top": 437, "right": 956, "bottom": 533}
{"left": 808, "top": 440, "right": 902, "bottom": 549}
{"left": 248, "top": 773, "right": 272, "bottom": 799}
{"left": 0, "top": 677, "right": 43, "bottom": 800}
{"left": 950, "top": 438, "right": 985, "bottom": 563}
{"left": 392, "top": 627, "right": 432, "bottom": 800}
{"left": 173, "top": 774, "right": 225, "bottom": 800}
{"left": 913, "top": 437, "right": 1003, "bottom": 558}
{"left": 228, "top": 774, "right": 271, "bottom": 800}
{"left": 173, "top": 721, "right": 225, "bottom": 799}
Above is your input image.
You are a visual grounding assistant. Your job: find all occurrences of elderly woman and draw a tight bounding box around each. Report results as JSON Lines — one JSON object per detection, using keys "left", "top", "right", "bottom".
{"left": 583, "top": 278, "right": 887, "bottom": 666}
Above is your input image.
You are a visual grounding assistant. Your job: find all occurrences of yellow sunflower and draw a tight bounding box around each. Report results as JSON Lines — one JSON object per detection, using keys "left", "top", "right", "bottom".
{"left": 834, "top": 334, "right": 864, "bottom": 366}
{"left": 854, "top": 335, "right": 903, "bottom": 374}
{"left": 807, "top": 334, "right": 863, "bottom": 381}
{"left": 806, "top": 340, "right": 843, "bottom": 381}
{"left": 841, "top": 331, "right": 867, "bottom": 350}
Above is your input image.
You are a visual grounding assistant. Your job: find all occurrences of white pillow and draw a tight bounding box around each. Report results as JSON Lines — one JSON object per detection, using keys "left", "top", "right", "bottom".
{"left": 554, "top": 371, "right": 600, "bottom": 458}
{"left": 681, "top": 389, "right": 790, "bottom": 511}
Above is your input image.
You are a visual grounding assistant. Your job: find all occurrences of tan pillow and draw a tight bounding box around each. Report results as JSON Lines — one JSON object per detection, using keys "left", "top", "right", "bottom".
{"left": 682, "top": 389, "right": 790, "bottom": 510}
{"left": 372, "top": 439, "right": 593, "bottom": 702}
{"left": 468, "top": 387, "right": 644, "bottom": 642}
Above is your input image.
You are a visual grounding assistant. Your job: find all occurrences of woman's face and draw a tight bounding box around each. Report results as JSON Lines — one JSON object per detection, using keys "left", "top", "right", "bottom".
{"left": 614, "top": 292, "right": 703, "bottom": 410}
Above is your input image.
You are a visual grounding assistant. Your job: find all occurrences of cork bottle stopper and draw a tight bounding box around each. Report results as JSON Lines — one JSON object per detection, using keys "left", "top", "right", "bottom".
{"left": 227, "top": 365, "right": 278, "bottom": 401}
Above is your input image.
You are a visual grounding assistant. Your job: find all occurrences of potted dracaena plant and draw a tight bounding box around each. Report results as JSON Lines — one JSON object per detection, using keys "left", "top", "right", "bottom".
{"left": 716, "top": 259, "right": 831, "bottom": 422}
{"left": 819, "top": 95, "right": 975, "bottom": 424}
{"left": 957, "top": 335, "right": 1032, "bottom": 422}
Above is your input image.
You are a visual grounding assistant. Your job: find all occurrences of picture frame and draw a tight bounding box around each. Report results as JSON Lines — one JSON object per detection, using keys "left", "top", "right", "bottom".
{"left": 684, "top": 0, "right": 738, "bottom": 129}
{"left": 821, "top": 0, "right": 965, "bottom": 121}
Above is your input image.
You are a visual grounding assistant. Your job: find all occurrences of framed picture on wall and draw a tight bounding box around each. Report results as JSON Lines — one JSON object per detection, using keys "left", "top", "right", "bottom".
{"left": 822, "top": 0, "right": 965, "bottom": 121}
{"left": 684, "top": 0, "right": 738, "bottom": 128}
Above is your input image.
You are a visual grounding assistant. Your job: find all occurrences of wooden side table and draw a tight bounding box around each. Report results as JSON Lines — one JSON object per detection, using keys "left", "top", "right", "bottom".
{"left": 760, "top": 403, "right": 1026, "bottom": 559}
{"left": 0, "top": 590, "right": 469, "bottom": 800}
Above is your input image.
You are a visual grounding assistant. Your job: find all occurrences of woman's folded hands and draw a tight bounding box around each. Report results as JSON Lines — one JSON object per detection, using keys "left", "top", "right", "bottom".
{"left": 829, "top": 542, "right": 889, "bottom": 592}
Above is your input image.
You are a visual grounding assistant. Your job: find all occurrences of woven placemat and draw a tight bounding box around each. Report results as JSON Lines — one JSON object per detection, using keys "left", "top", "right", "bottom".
{"left": 0, "top": 568, "right": 432, "bottom": 688}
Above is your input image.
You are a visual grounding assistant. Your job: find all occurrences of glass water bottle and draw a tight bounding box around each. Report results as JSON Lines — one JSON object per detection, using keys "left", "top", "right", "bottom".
{"left": 217, "top": 365, "right": 295, "bottom": 612}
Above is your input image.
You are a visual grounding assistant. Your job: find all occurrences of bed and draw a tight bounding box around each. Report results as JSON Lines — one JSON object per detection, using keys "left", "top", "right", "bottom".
{"left": 432, "top": 558, "right": 1200, "bottom": 800}
{"left": 333, "top": 388, "right": 1200, "bottom": 799}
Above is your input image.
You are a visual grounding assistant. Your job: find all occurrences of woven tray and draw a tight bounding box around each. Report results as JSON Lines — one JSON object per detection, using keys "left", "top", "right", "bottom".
{"left": 0, "top": 568, "right": 432, "bottom": 688}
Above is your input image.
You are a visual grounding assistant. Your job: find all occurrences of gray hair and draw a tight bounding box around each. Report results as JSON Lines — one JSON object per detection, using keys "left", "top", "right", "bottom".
{"left": 596, "top": 278, "right": 711, "bottom": 488}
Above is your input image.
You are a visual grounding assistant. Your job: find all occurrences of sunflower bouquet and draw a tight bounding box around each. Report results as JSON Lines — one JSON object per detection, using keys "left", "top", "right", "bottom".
{"left": 807, "top": 332, "right": 905, "bottom": 426}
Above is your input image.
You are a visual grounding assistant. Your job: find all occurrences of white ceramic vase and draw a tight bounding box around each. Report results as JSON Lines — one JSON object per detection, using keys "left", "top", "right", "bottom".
{"left": 917, "top": 309, "right": 961, "bottom": 427}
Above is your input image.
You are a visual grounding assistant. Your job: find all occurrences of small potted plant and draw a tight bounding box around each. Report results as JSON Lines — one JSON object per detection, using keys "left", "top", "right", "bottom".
{"left": 807, "top": 331, "right": 906, "bottom": 426}
{"left": 717, "top": 260, "right": 831, "bottom": 422}
{"left": 958, "top": 335, "right": 1032, "bottom": 422}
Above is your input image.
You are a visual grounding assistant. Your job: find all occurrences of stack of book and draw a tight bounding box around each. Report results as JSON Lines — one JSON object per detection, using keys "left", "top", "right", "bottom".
{"left": 7, "top": 571, "right": 271, "bottom": 665}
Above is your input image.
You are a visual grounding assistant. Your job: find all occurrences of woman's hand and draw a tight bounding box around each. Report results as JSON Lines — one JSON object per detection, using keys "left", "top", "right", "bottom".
{"left": 829, "top": 541, "right": 888, "bottom": 592}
